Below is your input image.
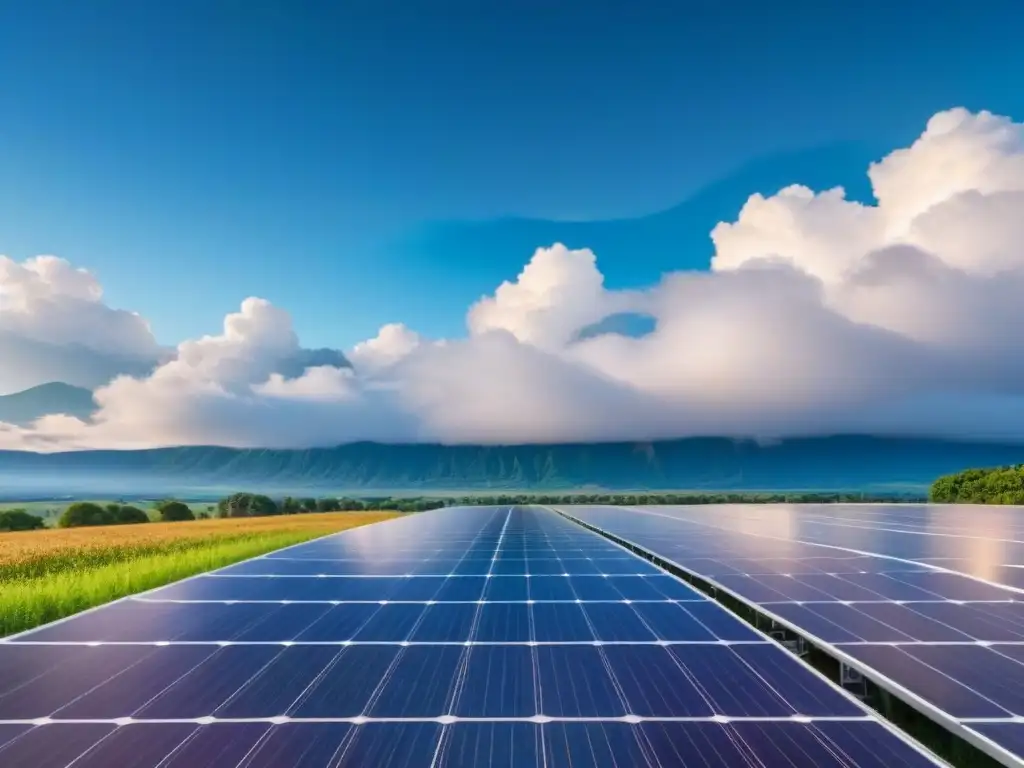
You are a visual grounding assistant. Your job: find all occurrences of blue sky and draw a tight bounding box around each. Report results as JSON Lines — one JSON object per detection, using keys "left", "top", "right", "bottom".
{"left": 2, "top": 0, "right": 1023, "bottom": 349}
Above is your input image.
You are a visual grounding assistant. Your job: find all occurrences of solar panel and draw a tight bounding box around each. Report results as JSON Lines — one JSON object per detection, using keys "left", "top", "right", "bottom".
{"left": 563, "top": 503, "right": 1024, "bottom": 767}
{"left": 0, "top": 506, "right": 942, "bottom": 767}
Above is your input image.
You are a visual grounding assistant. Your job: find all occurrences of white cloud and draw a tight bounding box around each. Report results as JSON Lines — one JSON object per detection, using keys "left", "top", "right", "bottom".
{"left": 0, "top": 256, "right": 164, "bottom": 393}
{"left": 349, "top": 323, "right": 422, "bottom": 373}
{"left": 467, "top": 243, "right": 644, "bottom": 350}
{"left": 5, "top": 106, "right": 1024, "bottom": 449}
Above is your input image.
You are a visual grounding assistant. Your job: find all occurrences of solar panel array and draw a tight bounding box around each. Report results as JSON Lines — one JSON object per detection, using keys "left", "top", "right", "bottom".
{"left": 0, "top": 506, "right": 942, "bottom": 767}
{"left": 564, "top": 504, "right": 1024, "bottom": 767}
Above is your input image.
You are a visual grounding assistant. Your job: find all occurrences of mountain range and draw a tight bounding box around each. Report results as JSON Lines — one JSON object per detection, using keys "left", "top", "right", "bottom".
{"left": 0, "top": 435, "right": 1021, "bottom": 498}
{"left": 0, "top": 382, "right": 97, "bottom": 426}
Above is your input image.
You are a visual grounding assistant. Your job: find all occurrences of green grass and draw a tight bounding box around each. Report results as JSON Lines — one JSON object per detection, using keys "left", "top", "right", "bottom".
{"left": 0, "top": 530, "right": 324, "bottom": 637}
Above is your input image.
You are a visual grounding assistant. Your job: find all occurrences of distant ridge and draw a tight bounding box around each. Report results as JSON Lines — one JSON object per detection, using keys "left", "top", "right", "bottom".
{"left": 1, "top": 436, "right": 1022, "bottom": 497}
{"left": 0, "top": 382, "right": 97, "bottom": 426}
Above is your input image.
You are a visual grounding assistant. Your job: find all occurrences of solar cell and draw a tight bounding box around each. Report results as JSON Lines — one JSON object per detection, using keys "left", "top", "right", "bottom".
{"left": 0, "top": 506, "right": 943, "bottom": 767}
{"left": 563, "top": 503, "right": 1024, "bottom": 766}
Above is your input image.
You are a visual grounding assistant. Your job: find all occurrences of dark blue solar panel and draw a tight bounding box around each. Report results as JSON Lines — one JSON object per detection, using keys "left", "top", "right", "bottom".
{"left": 971, "top": 723, "right": 1024, "bottom": 763}
{"left": 747, "top": 574, "right": 838, "bottom": 601}
{"left": 0, "top": 723, "right": 116, "bottom": 767}
{"left": 475, "top": 603, "right": 531, "bottom": 642}
{"left": 885, "top": 571, "right": 1016, "bottom": 601}
{"left": 69, "top": 722, "right": 200, "bottom": 768}
{"left": 454, "top": 646, "right": 536, "bottom": 717}
{"left": 0, "top": 505, "right": 945, "bottom": 768}
{"left": 794, "top": 602, "right": 916, "bottom": 642}
{"left": 432, "top": 577, "right": 487, "bottom": 602}
{"left": 853, "top": 602, "right": 976, "bottom": 642}
{"left": 410, "top": 603, "right": 477, "bottom": 642}
{"left": 440, "top": 722, "right": 541, "bottom": 768}
{"left": 794, "top": 574, "right": 894, "bottom": 601}
{"left": 237, "top": 723, "right": 352, "bottom": 767}
{"left": 530, "top": 603, "right": 593, "bottom": 642}
{"left": 0, "top": 644, "right": 155, "bottom": 718}
{"left": 295, "top": 603, "right": 379, "bottom": 641}
{"left": 159, "top": 723, "right": 273, "bottom": 768}
{"left": 290, "top": 645, "right": 401, "bottom": 717}
{"left": 136, "top": 645, "right": 283, "bottom": 719}
{"left": 602, "top": 645, "right": 714, "bottom": 716}
{"left": 566, "top": 575, "right": 622, "bottom": 600}
{"left": 768, "top": 602, "right": 865, "bottom": 643}
{"left": 353, "top": 604, "right": 426, "bottom": 641}
{"left": 215, "top": 646, "right": 341, "bottom": 718}
{"left": 55, "top": 645, "right": 217, "bottom": 718}
{"left": 369, "top": 646, "right": 463, "bottom": 717}
{"left": 536, "top": 646, "right": 626, "bottom": 717}
{"left": 482, "top": 575, "right": 529, "bottom": 600}
{"left": 912, "top": 602, "right": 1024, "bottom": 642}
{"left": 840, "top": 644, "right": 1010, "bottom": 718}
{"left": 679, "top": 601, "right": 762, "bottom": 641}
{"left": 562, "top": 503, "right": 1024, "bottom": 764}
{"left": 629, "top": 601, "right": 715, "bottom": 641}
{"left": 581, "top": 602, "right": 656, "bottom": 641}
{"left": 723, "top": 721, "right": 940, "bottom": 768}
{"left": 387, "top": 576, "right": 447, "bottom": 600}
{"left": 543, "top": 722, "right": 650, "bottom": 765}
{"left": 901, "top": 645, "right": 1024, "bottom": 716}
{"left": 525, "top": 575, "right": 576, "bottom": 600}
{"left": 0, "top": 724, "right": 29, "bottom": 751}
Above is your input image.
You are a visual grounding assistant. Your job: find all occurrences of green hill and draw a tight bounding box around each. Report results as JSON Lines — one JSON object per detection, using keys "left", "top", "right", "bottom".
{"left": 0, "top": 383, "right": 97, "bottom": 426}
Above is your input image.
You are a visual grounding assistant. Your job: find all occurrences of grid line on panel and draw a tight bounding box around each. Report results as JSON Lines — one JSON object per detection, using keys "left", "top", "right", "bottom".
{"left": 0, "top": 715, "right": 882, "bottom": 726}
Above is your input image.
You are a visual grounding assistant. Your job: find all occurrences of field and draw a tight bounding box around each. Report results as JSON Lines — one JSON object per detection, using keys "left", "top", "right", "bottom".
{"left": 0, "top": 511, "right": 398, "bottom": 637}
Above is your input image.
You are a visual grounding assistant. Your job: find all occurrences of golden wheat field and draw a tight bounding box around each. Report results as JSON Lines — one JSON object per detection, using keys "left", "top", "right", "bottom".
{"left": 0, "top": 510, "right": 398, "bottom": 570}
{"left": 0, "top": 511, "right": 401, "bottom": 636}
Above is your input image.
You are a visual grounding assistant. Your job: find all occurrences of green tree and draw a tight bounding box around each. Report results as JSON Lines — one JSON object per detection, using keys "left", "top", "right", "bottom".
{"left": 156, "top": 500, "right": 195, "bottom": 522}
{"left": 110, "top": 505, "right": 149, "bottom": 524}
{"left": 217, "top": 493, "right": 279, "bottom": 518}
{"left": 281, "top": 497, "right": 301, "bottom": 515}
{"left": 59, "top": 502, "right": 113, "bottom": 528}
{"left": 0, "top": 509, "right": 46, "bottom": 531}
{"left": 300, "top": 498, "right": 318, "bottom": 513}
{"left": 316, "top": 497, "right": 340, "bottom": 512}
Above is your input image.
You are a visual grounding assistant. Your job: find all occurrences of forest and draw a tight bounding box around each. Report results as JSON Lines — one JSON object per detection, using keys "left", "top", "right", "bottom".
{"left": 929, "top": 465, "right": 1024, "bottom": 504}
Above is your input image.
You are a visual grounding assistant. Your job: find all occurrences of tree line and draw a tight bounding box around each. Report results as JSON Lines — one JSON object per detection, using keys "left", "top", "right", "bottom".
{"left": 1, "top": 489, "right": 926, "bottom": 532}
{"left": 930, "top": 465, "right": 1024, "bottom": 504}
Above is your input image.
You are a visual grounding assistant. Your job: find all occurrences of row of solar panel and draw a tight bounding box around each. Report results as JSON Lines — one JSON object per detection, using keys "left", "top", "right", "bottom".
{"left": 770, "top": 599, "right": 1024, "bottom": 642}
{"left": 0, "top": 642, "right": 862, "bottom": 720}
{"left": 222, "top": 557, "right": 664, "bottom": 575}
{"left": 0, "top": 720, "right": 940, "bottom": 768}
{"left": 562, "top": 505, "right": 1024, "bottom": 766}
{"left": 16, "top": 597, "right": 759, "bottom": 643}
{"left": 145, "top": 573, "right": 700, "bottom": 601}
{"left": 839, "top": 643, "right": 1024, "bottom": 718}
{"left": 0, "top": 506, "right": 945, "bottom": 767}
{"left": 714, "top": 570, "right": 1014, "bottom": 602}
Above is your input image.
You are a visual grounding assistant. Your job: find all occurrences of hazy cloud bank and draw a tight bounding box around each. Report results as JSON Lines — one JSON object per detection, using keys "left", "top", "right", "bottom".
{"left": 4, "top": 107, "right": 1024, "bottom": 450}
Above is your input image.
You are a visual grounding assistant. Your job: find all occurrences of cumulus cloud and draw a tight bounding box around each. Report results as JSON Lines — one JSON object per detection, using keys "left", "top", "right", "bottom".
{"left": 5, "top": 106, "right": 1024, "bottom": 450}
{"left": 0, "top": 256, "right": 165, "bottom": 393}
{"left": 349, "top": 323, "right": 423, "bottom": 373}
